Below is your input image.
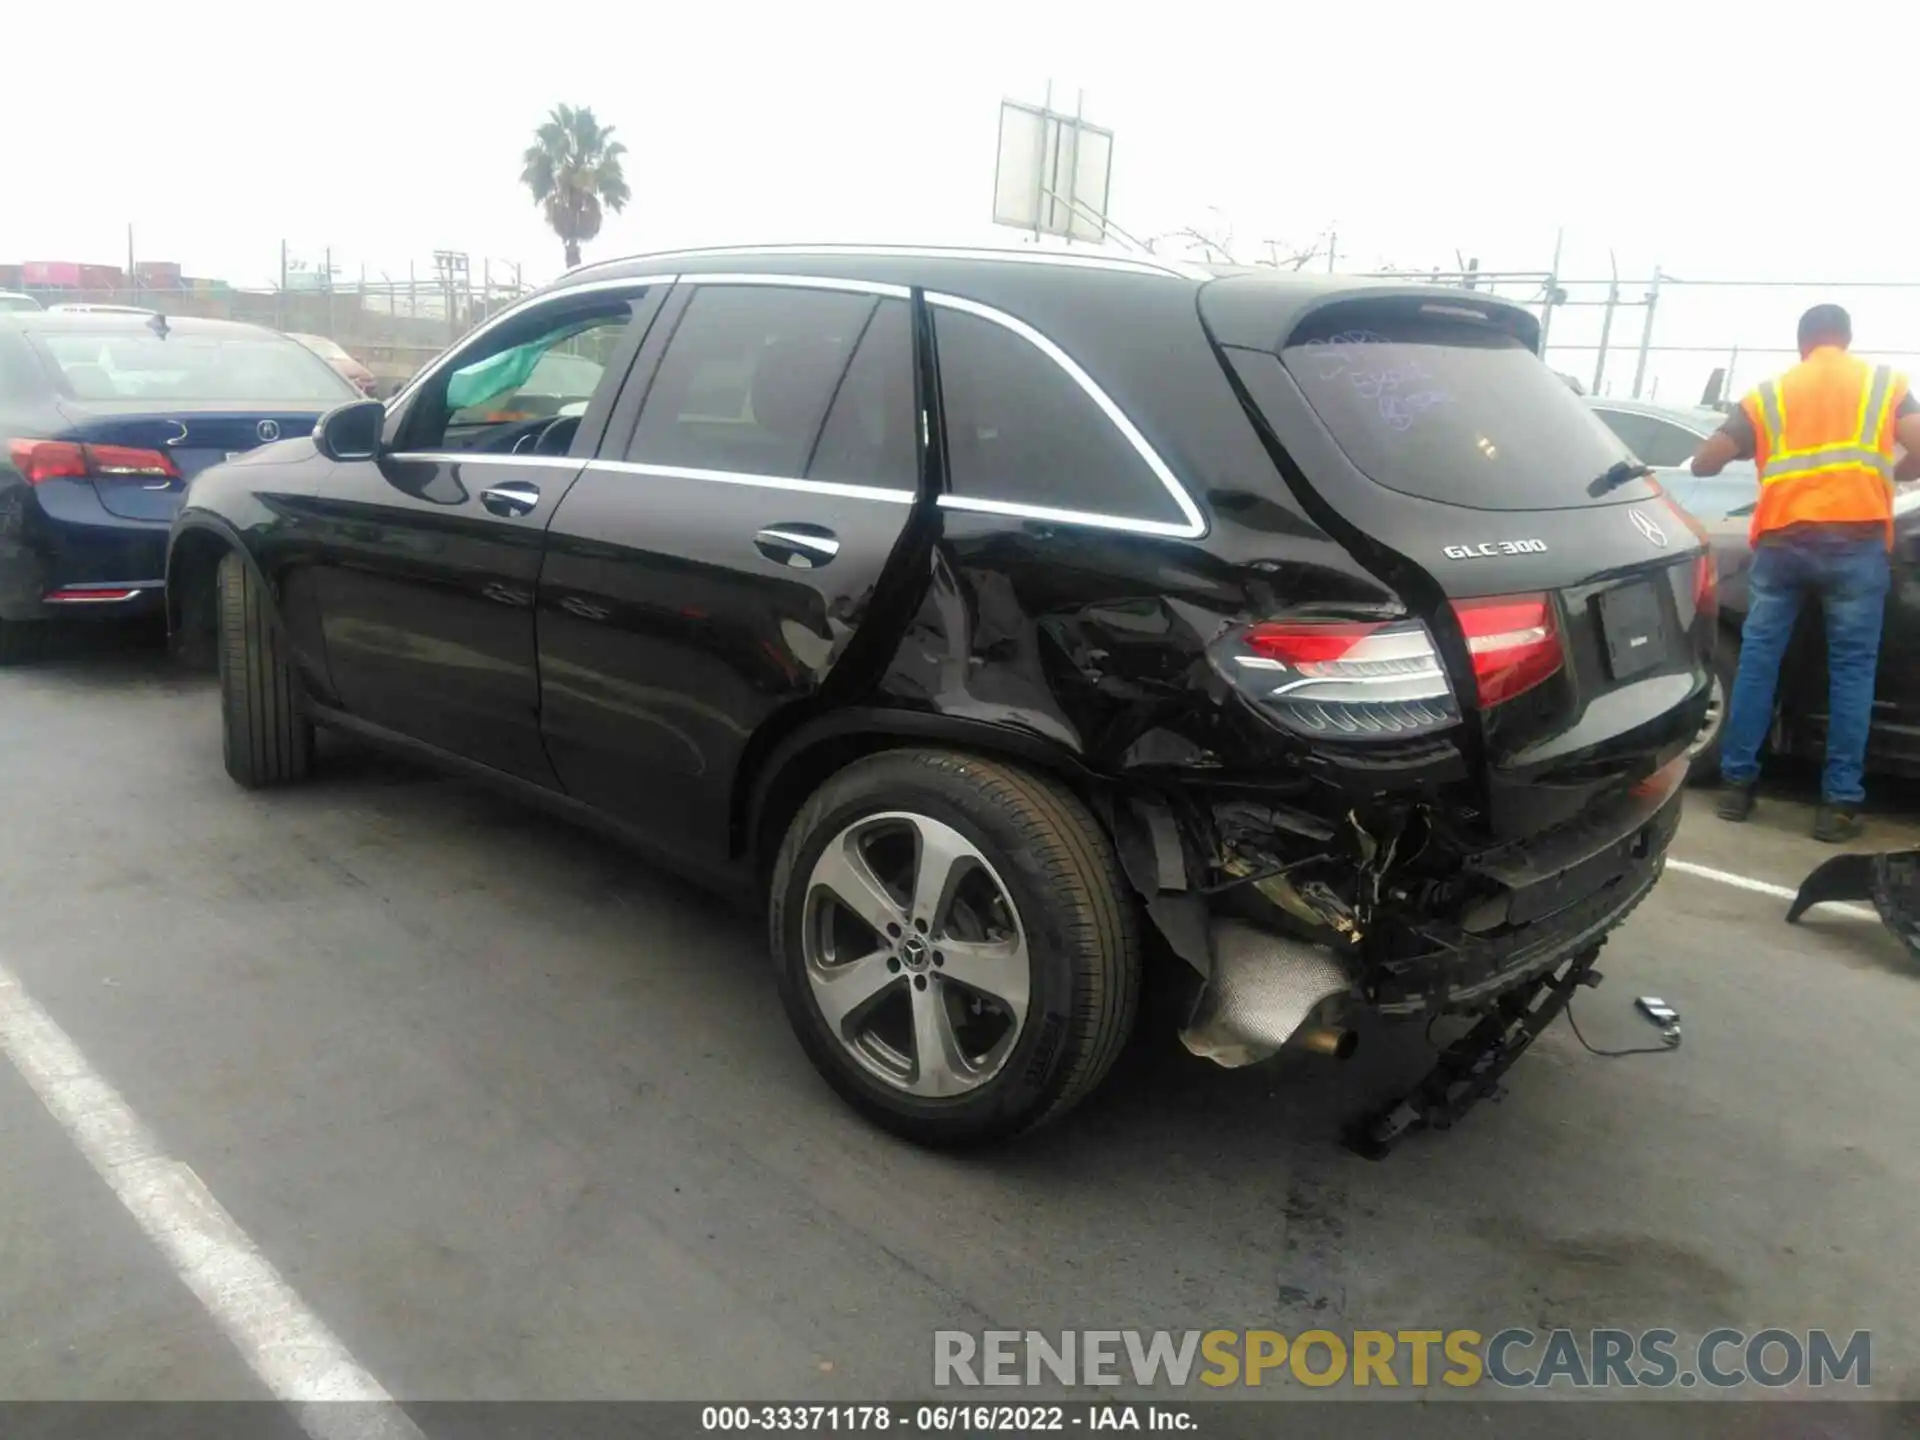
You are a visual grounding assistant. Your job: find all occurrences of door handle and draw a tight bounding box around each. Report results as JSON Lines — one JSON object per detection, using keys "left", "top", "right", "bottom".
{"left": 481, "top": 480, "right": 541, "bottom": 517}
{"left": 754, "top": 526, "right": 840, "bottom": 569}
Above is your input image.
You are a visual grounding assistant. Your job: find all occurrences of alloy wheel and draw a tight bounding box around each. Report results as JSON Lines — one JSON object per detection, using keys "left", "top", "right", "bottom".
{"left": 802, "top": 811, "right": 1031, "bottom": 1098}
{"left": 1688, "top": 672, "right": 1726, "bottom": 757}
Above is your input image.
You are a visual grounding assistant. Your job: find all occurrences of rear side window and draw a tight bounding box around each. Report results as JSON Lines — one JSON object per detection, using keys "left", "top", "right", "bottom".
{"left": 933, "top": 305, "right": 1185, "bottom": 524}
{"left": 628, "top": 285, "right": 879, "bottom": 479}
{"left": 1282, "top": 311, "right": 1658, "bottom": 511}
{"left": 0, "top": 333, "right": 46, "bottom": 400}
{"left": 1592, "top": 408, "right": 1701, "bottom": 468}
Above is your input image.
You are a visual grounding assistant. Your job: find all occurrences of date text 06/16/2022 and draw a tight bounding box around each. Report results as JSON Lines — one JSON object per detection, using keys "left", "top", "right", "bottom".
{"left": 700, "top": 1404, "right": 1195, "bottom": 1432}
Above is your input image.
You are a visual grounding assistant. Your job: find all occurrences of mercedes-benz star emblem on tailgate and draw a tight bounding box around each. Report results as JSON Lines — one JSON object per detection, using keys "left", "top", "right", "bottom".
{"left": 256, "top": 419, "right": 281, "bottom": 442}
{"left": 1630, "top": 509, "right": 1668, "bottom": 547}
{"left": 163, "top": 421, "right": 189, "bottom": 446}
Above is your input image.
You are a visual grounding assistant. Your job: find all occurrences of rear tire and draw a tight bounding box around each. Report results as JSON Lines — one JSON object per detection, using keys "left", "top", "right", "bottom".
{"left": 769, "top": 749, "right": 1141, "bottom": 1148}
{"left": 217, "top": 551, "right": 313, "bottom": 788}
{"left": 1686, "top": 627, "right": 1740, "bottom": 786}
{"left": 0, "top": 619, "right": 27, "bottom": 667}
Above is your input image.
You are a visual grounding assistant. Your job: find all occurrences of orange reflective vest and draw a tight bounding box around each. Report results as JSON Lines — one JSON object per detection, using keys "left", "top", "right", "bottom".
{"left": 1741, "top": 346, "right": 1904, "bottom": 546}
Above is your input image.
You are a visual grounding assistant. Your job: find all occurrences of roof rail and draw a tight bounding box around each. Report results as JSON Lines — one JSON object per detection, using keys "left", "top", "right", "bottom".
{"left": 562, "top": 242, "right": 1208, "bottom": 284}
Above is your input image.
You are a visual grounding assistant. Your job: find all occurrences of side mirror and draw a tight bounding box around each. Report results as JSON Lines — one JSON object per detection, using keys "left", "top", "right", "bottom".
{"left": 315, "top": 399, "right": 385, "bottom": 462}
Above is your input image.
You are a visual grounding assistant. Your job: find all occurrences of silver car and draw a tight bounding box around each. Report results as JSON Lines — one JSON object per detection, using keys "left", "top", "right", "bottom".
{"left": 1586, "top": 397, "right": 1759, "bottom": 519}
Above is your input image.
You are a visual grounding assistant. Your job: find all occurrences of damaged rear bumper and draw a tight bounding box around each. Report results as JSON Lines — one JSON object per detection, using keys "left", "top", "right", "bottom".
{"left": 1175, "top": 757, "right": 1686, "bottom": 1065}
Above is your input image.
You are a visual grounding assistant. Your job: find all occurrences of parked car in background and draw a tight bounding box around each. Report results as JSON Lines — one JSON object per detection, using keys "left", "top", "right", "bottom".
{"left": 0, "top": 310, "right": 358, "bottom": 661}
{"left": 1689, "top": 487, "right": 1920, "bottom": 783}
{"left": 167, "top": 247, "right": 1713, "bottom": 1149}
{"left": 287, "top": 332, "right": 379, "bottom": 396}
{"left": 1587, "top": 397, "right": 1759, "bottom": 519}
{"left": 0, "top": 292, "right": 42, "bottom": 314}
{"left": 48, "top": 303, "right": 161, "bottom": 317}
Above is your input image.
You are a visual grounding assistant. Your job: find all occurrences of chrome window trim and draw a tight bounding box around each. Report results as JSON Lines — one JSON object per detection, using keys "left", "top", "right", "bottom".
{"left": 678, "top": 273, "right": 910, "bottom": 299}
{"left": 384, "top": 275, "right": 679, "bottom": 414}
{"left": 385, "top": 452, "right": 585, "bottom": 470}
{"left": 925, "top": 290, "right": 1209, "bottom": 541}
{"left": 568, "top": 243, "right": 1206, "bottom": 282}
{"left": 590, "top": 459, "right": 915, "bottom": 505}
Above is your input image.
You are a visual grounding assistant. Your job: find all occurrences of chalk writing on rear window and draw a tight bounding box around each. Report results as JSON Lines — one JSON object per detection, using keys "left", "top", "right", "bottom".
{"left": 1300, "top": 329, "right": 1453, "bottom": 432}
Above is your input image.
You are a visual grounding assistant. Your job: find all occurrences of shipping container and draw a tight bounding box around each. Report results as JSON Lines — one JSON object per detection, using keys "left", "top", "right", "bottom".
{"left": 22, "top": 261, "right": 83, "bottom": 287}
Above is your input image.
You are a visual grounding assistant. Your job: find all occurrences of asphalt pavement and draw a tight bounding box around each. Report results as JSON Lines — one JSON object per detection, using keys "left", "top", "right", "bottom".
{"left": 2, "top": 629, "right": 1918, "bottom": 1429}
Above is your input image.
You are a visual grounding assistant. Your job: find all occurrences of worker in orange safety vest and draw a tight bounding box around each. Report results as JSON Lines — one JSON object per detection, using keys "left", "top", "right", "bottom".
{"left": 1690, "top": 304, "right": 1920, "bottom": 841}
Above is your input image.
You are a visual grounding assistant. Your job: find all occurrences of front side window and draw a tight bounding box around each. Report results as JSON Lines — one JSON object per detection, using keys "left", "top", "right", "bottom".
{"left": 626, "top": 285, "right": 888, "bottom": 480}
{"left": 398, "top": 291, "right": 647, "bottom": 453}
{"left": 932, "top": 305, "right": 1183, "bottom": 524}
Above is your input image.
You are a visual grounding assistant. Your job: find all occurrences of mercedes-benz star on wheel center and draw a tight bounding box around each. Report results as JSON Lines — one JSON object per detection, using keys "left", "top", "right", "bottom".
{"left": 166, "top": 246, "right": 1715, "bottom": 1148}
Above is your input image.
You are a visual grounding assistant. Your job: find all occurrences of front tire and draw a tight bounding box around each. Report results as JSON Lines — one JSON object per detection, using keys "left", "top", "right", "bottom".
{"left": 216, "top": 551, "right": 313, "bottom": 788}
{"left": 769, "top": 749, "right": 1141, "bottom": 1148}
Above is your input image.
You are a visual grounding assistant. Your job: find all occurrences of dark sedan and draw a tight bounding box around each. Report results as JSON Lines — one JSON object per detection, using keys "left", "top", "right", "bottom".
{"left": 1691, "top": 487, "right": 1920, "bottom": 782}
{"left": 0, "top": 310, "right": 357, "bottom": 659}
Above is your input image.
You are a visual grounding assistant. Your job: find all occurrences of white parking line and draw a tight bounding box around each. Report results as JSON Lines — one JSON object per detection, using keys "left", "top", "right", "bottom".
{"left": 0, "top": 960, "right": 422, "bottom": 1440}
{"left": 1667, "top": 858, "right": 1880, "bottom": 923}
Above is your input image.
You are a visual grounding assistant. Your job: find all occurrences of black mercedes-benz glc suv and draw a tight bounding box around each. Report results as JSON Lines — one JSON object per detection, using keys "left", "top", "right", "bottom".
{"left": 166, "top": 245, "right": 1715, "bottom": 1149}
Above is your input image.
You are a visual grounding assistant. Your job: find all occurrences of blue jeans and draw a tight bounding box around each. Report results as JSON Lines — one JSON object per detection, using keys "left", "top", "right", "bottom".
{"left": 1719, "top": 531, "right": 1891, "bottom": 805}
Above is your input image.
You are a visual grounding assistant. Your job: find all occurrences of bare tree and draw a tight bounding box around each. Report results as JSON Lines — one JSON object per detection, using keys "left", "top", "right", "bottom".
{"left": 1145, "top": 210, "right": 1331, "bottom": 270}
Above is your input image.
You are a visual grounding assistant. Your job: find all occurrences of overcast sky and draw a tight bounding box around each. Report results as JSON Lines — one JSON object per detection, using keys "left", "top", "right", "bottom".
{"left": 4, "top": 0, "right": 1909, "bottom": 399}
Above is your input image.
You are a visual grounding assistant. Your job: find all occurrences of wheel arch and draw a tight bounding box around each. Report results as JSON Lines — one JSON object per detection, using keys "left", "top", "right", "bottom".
{"left": 166, "top": 515, "right": 270, "bottom": 640}
{"left": 739, "top": 708, "right": 1103, "bottom": 882}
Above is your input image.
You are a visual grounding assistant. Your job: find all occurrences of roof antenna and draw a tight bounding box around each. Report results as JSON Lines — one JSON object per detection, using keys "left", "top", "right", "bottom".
{"left": 147, "top": 311, "right": 169, "bottom": 339}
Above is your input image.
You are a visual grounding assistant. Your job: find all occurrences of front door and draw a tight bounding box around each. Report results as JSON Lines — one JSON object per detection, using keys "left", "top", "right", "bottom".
{"left": 1877, "top": 490, "right": 1920, "bottom": 720}
{"left": 297, "top": 282, "right": 666, "bottom": 782}
{"left": 535, "top": 279, "right": 925, "bottom": 860}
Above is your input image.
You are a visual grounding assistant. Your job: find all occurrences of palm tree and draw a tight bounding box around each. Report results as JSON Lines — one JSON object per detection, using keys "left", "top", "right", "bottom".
{"left": 520, "top": 105, "right": 631, "bottom": 270}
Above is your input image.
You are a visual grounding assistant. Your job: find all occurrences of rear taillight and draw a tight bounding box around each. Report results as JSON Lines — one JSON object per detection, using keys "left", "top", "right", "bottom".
{"left": 1449, "top": 593, "right": 1563, "bottom": 707}
{"left": 1212, "top": 617, "right": 1460, "bottom": 740}
{"left": 7, "top": 438, "right": 179, "bottom": 484}
{"left": 8, "top": 439, "right": 87, "bottom": 483}
{"left": 1661, "top": 495, "right": 1718, "bottom": 616}
{"left": 1692, "top": 553, "right": 1716, "bottom": 610}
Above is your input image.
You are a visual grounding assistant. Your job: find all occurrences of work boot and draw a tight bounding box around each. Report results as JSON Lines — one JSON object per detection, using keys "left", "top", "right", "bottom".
{"left": 1813, "top": 806, "right": 1864, "bottom": 844}
{"left": 1716, "top": 783, "right": 1757, "bottom": 822}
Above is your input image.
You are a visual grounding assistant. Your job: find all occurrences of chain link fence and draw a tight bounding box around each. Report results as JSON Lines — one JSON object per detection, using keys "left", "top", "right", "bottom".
{"left": 2, "top": 249, "right": 535, "bottom": 397}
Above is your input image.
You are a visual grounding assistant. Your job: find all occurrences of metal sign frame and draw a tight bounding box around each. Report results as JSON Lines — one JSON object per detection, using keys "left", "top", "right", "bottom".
{"left": 991, "top": 95, "right": 1115, "bottom": 244}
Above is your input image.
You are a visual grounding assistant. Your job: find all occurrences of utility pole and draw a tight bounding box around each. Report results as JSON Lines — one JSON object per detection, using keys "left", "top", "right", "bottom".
{"left": 1630, "top": 265, "right": 1662, "bottom": 399}
{"left": 1538, "top": 226, "right": 1565, "bottom": 360}
{"left": 127, "top": 223, "right": 136, "bottom": 305}
{"left": 277, "top": 240, "right": 288, "bottom": 332}
{"left": 1591, "top": 249, "right": 1620, "bottom": 395}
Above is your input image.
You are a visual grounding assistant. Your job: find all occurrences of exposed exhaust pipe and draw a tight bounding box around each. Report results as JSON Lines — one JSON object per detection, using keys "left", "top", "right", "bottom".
{"left": 1178, "top": 918, "right": 1357, "bottom": 1069}
{"left": 1293, "top": 1026, "right": 1359, "bottom": 1060}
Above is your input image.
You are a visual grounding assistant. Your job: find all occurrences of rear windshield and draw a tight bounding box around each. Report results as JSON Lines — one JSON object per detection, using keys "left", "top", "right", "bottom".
{"left": 1282, "top": 311, "right": 1659, "bottom": 510}
{"left": 32, "top": 330, "right": 354, "bottom": 404}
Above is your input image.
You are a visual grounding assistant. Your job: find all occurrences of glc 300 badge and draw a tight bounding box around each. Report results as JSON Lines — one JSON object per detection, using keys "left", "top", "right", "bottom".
{"left": 1442, "top": 538, "right": 1549, "bottom": 559}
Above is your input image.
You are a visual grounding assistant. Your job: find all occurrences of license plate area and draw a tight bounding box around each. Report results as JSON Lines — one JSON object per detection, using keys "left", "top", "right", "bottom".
{"left": 1595, "top": 580, "right": 1667, "bottom": 681}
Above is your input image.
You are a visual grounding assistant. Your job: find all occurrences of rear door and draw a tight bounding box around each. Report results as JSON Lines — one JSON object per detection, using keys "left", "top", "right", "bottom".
{"left": 535, "top": 277, "right": 923, "bottom": 860}
{"left": 293, "top": 283, "right": 663, "bottom": 783}
{"left": 1206, "top": 284, "right": 1714, "bottom": 837}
